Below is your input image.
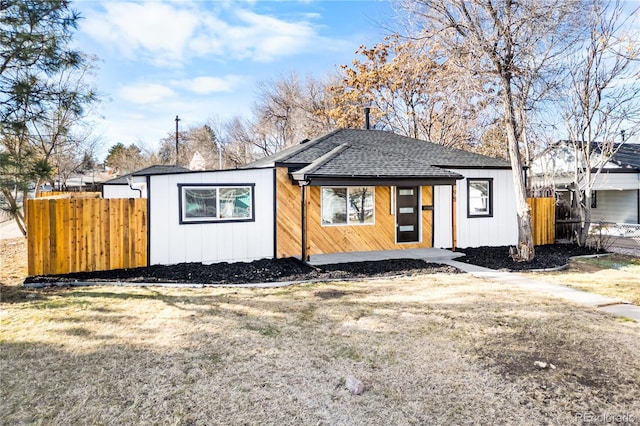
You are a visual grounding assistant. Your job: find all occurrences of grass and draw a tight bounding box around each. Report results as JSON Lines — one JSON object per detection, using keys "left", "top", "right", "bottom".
{"left": 1, "top": 275, "right": 639, "bottom": 425}
{"left": 536, "top": 254, "right": 640, "bottom": 305}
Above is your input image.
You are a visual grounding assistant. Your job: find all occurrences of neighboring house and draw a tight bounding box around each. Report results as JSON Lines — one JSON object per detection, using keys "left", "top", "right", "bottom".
{"left": 135, "top": 129, "right": 518, "bottom": 265}
{"left": 530, "top": 142, "right": 640, "bottom": 224}
{"left": 102, "top": 165, "right": 190, "bottom": 199}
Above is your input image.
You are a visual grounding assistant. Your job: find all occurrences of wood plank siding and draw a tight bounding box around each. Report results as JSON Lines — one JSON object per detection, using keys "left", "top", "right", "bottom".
{"left": 275, "top": 167, "right": 434, "bottom": 257}
{"left": 275, "top": 167, "right": 302, "bottom": 258}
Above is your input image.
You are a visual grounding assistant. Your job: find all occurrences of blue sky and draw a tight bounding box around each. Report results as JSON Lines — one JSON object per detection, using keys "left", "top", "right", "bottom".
{"left": 73, "top": 0, "right": 397, "bottom": 159}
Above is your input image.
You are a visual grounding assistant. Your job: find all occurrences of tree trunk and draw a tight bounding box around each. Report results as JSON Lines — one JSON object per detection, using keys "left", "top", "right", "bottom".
{"left": 1, "top": 188, "right": 27, "bottom": 237}
{"left": 579, "top": 202, "right": 591, "bottom": 247}
{"left": 577, "top": 190, "right": 592, "bottom": 247}
{"left": 501, "top": 78, "right": 535, "bottom": 261}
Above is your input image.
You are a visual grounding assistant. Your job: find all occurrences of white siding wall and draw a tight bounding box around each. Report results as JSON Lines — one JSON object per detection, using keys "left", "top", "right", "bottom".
{"left": 594, "top": 172, "right": 640, "bottom": 190}
{"left": 433, "top": 185, "right": 453, "bottom": 248}
{"left": 149, "top": 168, "right": 275, "bottom": 265}
{"left": 103, "top": 176, "right": 148, "bottom": 198}
{"left": 451, "top": 169, "right": 518, "bottom": 248}
{"left": 591, "top": 190, "right": 639, "bottom": 224}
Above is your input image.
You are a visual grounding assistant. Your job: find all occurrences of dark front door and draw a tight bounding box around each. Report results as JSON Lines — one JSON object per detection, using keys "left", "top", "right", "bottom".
{"left": 396, "top": 186, "right": 420, "bottom": 243}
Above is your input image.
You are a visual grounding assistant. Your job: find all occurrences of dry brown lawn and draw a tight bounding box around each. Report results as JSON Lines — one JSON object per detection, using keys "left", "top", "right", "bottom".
{"left": 2, "top": 238, "right": 640, "bottom": 425}
{"left": 534, "top": 255, "right": 640, "bottom": 305}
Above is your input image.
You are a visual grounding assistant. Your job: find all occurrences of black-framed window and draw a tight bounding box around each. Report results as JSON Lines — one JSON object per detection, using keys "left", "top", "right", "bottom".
{"left": 467, "top": 178, "right": 493, "bottom": 218}
{"left": 591, "top": 190, "right": 597, "bottom": 209}
{"left": 321, "top": 186, "right": 375, "bottom": 226}
{"left": 179, "top": 184, "right": 254, "bottom": 224}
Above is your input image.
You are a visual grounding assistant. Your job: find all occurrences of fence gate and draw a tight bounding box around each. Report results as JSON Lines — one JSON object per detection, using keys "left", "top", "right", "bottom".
{"left": 527, "top": 197, "right": 555, "bottom": 246}
{"left": 26, "top": 197, "right": 147, "bottom": 276}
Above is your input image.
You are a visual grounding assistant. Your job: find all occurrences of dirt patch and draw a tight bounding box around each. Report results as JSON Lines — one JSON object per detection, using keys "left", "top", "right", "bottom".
{"left": 565, "top": 260, "right": 605, "bottom": 273}
{"left": 0, "top": 237, "right": 27, "bottom": 285}
{"left": 0, "top": 237, "right": 33, "bottom": 302}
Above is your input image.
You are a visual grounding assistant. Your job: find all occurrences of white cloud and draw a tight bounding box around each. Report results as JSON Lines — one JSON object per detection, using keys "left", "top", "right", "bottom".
{"left": 118, "top": 83, "right": 177, "bottom": 104}
{"left": 82, "top": 1, "right": 200, "bottom": 67}
{"left": 92, "top": 93, "right": 253, "bottom": 155}
{"left": 171, "top": 75, "right": 244, "bottom": 94}
{"left": 228, "top": 9, "right": 317, "bottom": 62}
{"left": 81, "top": 1, "right": 327, "bottom": 67}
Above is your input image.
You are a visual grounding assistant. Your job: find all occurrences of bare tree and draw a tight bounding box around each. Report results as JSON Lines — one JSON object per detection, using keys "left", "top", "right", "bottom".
{"left": 223, "top": 116, "right": 257, "bottom": 167}
{"left": 224, "top": 73, "right": 335, "bottom": 159}
{"left": 400, "top": 0, "right": 585, "bottom": 260}
{"left": 53, "top": 136, "right": 100, "bottom": 191}
{"left": 561, "top": 0, "right": 640, "bottom": 246}
{"left": 327, "top": 34, "right": 487, "bottom": 148}
{"left": 158, "top": 123, "right": 224, "bottom": 169}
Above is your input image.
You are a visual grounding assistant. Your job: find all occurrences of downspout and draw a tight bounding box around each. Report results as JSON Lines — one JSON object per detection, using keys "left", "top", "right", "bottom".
{"left": 127, "top": 177, "right": 143, "bottom": 198}
{"left": 452, "top": 184, "right": 457, "bottom": 250}
{"left": 300, "top": 181, "right": 309, "bottom": 261}
{"left": 146, "top": 175, "right": 151, "bottom": 267}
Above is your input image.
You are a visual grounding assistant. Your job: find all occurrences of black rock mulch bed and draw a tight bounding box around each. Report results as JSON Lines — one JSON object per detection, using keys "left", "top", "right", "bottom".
{"left": 24, "top": 243, "right": 604, "bottom": 286}
{"left": 24, "top": 258, "right": 459, "bottom": 286}
{"left": 454, "top": 243, "right": 605, "bottom": 271}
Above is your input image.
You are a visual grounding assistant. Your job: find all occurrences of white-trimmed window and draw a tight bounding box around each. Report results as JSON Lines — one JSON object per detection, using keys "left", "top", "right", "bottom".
{"left": 179, "top": 184, "right": 254, "bottom": 223}
{"left": 467, "top": 178, "right": 493, "bottom": 217}
{"left": 322, "top": 186, "right": 375, "bottom": 225}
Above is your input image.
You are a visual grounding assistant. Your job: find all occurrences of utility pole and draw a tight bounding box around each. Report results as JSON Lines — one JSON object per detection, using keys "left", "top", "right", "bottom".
{"left": 175, "top": 115, "right": 180, "bottom": 165}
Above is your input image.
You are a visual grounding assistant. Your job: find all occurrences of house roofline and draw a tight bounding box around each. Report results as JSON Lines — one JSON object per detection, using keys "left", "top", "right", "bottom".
{"left": 297, "top": 176, "right": 462, "bottom": 187}
{"left": 439, "top": 165, "right": 513, "bottom": 170}
{"left": 290, "top": 143, "right": 350, "bottom": 181}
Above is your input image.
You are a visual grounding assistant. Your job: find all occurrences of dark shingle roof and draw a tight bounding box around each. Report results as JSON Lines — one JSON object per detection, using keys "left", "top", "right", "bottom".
{"left": 245, "top": 129, "right": 510, "bottom": 182}
{"left": 595, "top": 142, "right": 640, "bottom": 169}
{"left": 104, "top": 165, "right": 190, "bottom": 185}
{"left": 301, "top": 144, "right": 463, "bottom": 179}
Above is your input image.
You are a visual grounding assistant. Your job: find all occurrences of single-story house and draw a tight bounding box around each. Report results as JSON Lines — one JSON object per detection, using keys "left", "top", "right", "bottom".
{"left": 530, "top": 141, "right": 640, "bottom": 224}
{"left": 102, "top": 129, "right": 519, "bottom": 265}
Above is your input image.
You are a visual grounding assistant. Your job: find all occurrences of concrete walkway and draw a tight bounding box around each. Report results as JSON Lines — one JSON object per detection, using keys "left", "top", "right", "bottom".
{"left": 308, "top": 248, "right": 464, "bottom": 265}
{"left": 441, "top": 259, "right": 640, "bottom": 322}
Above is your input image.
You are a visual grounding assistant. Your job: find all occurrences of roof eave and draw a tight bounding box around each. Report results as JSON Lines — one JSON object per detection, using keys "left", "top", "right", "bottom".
{"left": 295, "top": 175, "right": 462, "bottom": 187}
{"left": 435, "top": 164, "right": 512, "bottom": 170}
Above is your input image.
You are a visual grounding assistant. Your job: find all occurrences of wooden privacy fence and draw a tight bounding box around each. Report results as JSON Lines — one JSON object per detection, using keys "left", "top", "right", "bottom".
{"left": 26, "top": 198, "right": 147, "bottom": 276}
{"left": 37, "top": 191, "right": 101, "bottom": 199}
{"left": 527, "top": 197, "right": 555, "bottom": 246}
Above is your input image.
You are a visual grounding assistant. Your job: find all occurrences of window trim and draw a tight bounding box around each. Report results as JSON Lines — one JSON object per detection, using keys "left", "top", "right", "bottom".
{"left": 178, "top": 183, "right": 255, "bottom": 224}
{"left": 467, "top": 178, "right": 493, "bottom": 218}
{"left": 321, "top": 186, "right": 376, "bottom": 226}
